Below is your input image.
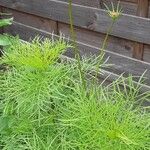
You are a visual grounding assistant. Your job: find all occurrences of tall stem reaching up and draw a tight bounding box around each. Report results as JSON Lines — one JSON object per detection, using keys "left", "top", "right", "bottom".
{"left": 95, "top": 21, "right": 115, "bottom": 81}
{"left": 95, "top": 1, "right": 122, "bottom": 83}
{"left": 68, "top": 0, "right": 86, "bottom": 90}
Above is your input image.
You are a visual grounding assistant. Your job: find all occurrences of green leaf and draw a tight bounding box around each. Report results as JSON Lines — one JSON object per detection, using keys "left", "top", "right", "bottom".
{"left": 0, "top": 17, "right": 13, "bottom": 27}
{"left": 0, "top": 34, "right": 11, "bottom": 46}
{"left": 0, "top": 116, "right": 10, "bottom": 132}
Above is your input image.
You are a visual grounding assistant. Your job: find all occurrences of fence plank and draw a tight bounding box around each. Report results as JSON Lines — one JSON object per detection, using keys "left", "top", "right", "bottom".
{"left": 58, "top": 22, "right": 133, "bottom": 57}
{"left": 2, "top": 7, "right": 134, "bottom": 58}
{"left": 144, "top": 44, "right": 150, "bottom": 63}
{"left": 1, "top": 7, "right": 57, "bottom": 33}
{"left": 0, "top": 0, "right": 150, "bottom": 45}
{"left": 60, "top": 0, "right": 101, "bottom": 8}
{"left": 0, "top": 6, "right": 3, "bottom": 34}
{"left": 133, "top": 0, "right": 149, "bottom": 60}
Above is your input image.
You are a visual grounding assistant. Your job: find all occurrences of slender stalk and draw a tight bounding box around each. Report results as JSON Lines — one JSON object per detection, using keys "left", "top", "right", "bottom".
{"left": 94, "top": 1, "right": 122, "bottom": 84}
{"left": 94, "top": 20, "right": 115, "bottom": 83}
{"left": 68, "top": 0, "right": 86, "bottom": 90}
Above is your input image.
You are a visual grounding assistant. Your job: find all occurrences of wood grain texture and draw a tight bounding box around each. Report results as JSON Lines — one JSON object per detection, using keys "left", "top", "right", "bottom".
{"left": 2, "top": 7, "right": 57, "bottom": 33}
{"left": 58, "top": 22, "right": 133, "bottom": 57}
{"left": 144, "top": 44, "right": 150, "bottom": 63}
{"left": 132, "top": 0, "right": 149, "bottom": 60}
{"left": 0, "top": 0, "right": 150, "bottom": 45}
{"left": 2, "top": 6, "right": 134, "bottom": 58}
{"left": 0, "top": 6, "right": 4, "bottom": 34}
{"left": 60, "top": 0, "right": 101, "bottom": 8}
{"left": 120, "top": 0, "right": 137, "bottom": 3}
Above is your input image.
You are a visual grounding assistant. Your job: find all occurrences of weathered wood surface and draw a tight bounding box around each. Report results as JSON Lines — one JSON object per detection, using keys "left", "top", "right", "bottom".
{"left": 144, "top": 45, "right": 150, "bottom": 63}
{"left": 58, "top": 22, "right": 133, "bottom": 57}
{"left": 2, "top": 8, "right": 134, "bottom": 58}
{"left": 0, "top": 6, "right": 3, "bottom": 34}
{"left": 133, "top": 0, "right": 149, "bottom": 60}
{"left": 0, "top": 0, "right": 150, "bottom": 45}
{"left": 1, "top": 0, "right": 150, "bottom": 62}
{"left": 60, "top": 0, "right": 101, "bottom": 8}
{"left": 1, "top": 8, "right": 57, "bottom": 34}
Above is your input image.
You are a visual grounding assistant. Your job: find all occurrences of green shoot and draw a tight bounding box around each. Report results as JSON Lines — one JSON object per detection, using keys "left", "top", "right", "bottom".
{"left": 0, "top": 13, "right": 13, "bottom": 46}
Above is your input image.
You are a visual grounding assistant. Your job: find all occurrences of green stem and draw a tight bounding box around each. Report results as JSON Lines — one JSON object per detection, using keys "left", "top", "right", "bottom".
{"left": 68, "top": 0, "right": 86, "bottom": 90}
{"left": 94, "top": 21, "right": 115, "bottom": 83}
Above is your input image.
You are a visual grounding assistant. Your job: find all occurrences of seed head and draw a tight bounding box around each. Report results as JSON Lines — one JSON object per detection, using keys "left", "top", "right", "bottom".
{"left": 104, "top": 1, "right": 122, "bottom": 21}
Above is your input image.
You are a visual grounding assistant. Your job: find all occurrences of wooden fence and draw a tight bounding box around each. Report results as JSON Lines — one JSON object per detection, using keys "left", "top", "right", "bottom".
{"left": 0, "top": 0, "right": 150, "bottom": 90}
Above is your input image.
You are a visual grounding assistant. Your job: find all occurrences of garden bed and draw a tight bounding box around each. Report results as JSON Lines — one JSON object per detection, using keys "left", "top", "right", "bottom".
{"left": 0, "top": 37, "right": 150, "bottom": 149}
{"left": 0, "top": 0, "right": 150, "bottom": 149}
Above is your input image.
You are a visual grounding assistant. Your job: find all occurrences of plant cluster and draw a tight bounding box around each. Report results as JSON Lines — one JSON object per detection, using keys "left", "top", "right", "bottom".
{"left": 0, "top": 1, "right": 149, "bottom": 150}
{"left": 0, "top": 36, "right": 149, "bottom": 150}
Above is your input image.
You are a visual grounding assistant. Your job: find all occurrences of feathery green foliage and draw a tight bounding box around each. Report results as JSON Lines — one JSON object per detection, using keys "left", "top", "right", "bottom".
{"left": 1, "top": 37, "right": 71, "bottom": 70}
{"left": 0, "top": 1, "right": 149, "bottom": 150}
{"left": 57, "top": 81, "right": 150, "bottom": 150}
{"left": 0, "top": 37, "right": 73, "bottom": 149}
